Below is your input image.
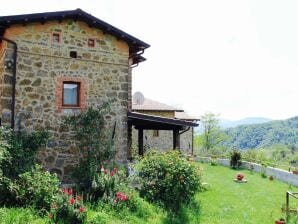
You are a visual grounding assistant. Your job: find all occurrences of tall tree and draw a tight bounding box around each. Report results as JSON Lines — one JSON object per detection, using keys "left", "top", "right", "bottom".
{"left": 200, "top": 112, "right": 227, "bottom": 152}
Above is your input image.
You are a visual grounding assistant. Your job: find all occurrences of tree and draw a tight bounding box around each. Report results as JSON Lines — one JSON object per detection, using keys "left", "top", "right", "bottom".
{"left": 199, "top": 112, "right": 227, "bottom": 153}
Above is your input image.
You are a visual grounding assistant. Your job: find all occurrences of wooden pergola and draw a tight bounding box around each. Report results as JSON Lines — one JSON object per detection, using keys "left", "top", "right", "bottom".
{"left": 128, "top": 112, "right": 198, "bottom": 156}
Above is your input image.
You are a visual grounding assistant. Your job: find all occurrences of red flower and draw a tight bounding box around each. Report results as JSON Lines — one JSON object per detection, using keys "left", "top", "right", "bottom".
{"left": 48, "top": 213, "right": 53, "bottom": 219}
{"left": 69, "top": 198, "right": 75, "bottom": 205}
{"left": 76, "top": 195, "right": 81, "bottom": 201}
{"left": 63, "top": 188, "right": 73, "bottom": 195}
{"left": 113, "top": 167, "right": 118, "bottom": 173}
{"left": 79, "top": 207, "right": 85, "bottom": 213}
{"left": 116, "top": 192, "right": 128, "bottom": 201}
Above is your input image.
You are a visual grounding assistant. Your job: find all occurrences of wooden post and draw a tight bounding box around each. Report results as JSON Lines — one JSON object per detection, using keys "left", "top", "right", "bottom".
{"left": 127, "top": 123, "right": 132, "bottom": 160}
{"left": 286, "top": 191, "right": 289, "bottom": 222}
{"left": 173, "top": 129, "right": 180, "bottom": 149}
{"left": 138, "top": 128, "right": 144, "bottom": 156}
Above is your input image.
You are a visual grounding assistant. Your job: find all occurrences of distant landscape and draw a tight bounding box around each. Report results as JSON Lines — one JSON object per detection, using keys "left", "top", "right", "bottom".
{"left": 195, "top": 115, "right": 298, "bottom": 168}
{"left": 196, "top": 116, "right": 273, "bottom": 134}
{"left": 222, "top": 116, "right": 298, "bottom": 149}
{"left": 219, "top": 117, "right": 272, "bottom": 129}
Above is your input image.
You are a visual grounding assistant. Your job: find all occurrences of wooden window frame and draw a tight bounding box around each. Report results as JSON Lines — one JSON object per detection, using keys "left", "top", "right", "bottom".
{"left": 52, "top": 32, "right": 61, "bottom": 44}
{"left": 62, "top": 81, "right": 80, "bottom": 107}
{"left": 88, "top": 38, "right": 96, "bottom": 47}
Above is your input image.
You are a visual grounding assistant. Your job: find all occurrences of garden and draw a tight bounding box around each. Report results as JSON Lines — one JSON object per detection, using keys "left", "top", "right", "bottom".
{"left": 0, "top": 106, "right": 201, "bottom": 223}
{"left": 0, "top": 106, "right": 297, "bottom": 223}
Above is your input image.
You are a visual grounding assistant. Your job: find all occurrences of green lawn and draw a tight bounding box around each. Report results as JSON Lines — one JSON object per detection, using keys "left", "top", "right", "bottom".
{"left": 197, "top": 163, "right": 298, "bottom": 224}
{"left": 1, "top": 163, "right": 298, "bottom": 223}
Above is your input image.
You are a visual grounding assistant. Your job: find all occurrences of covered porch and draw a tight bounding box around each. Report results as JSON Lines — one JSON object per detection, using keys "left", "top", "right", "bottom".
{"left": 128, "top": 112, "right": 198, "bottom": 156}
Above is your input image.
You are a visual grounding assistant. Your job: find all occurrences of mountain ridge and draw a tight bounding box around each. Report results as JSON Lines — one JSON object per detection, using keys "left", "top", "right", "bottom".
{"left": 222, "top": 116, "right": 298, "bottom": 149}
{"left": 219, "top": 117, "right": 272, "bottom": 129}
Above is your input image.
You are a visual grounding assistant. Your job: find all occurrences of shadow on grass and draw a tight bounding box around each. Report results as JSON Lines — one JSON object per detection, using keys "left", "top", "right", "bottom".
{"left": 161, "top": 200, "right": 201, "bottom": 224}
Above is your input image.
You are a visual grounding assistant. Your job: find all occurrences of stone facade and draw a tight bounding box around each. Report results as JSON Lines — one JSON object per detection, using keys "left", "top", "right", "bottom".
{"left": 132, "top": 110, "right": 194, "bottom": 154}
{"left": 0, "top": 20, "right": 131, "bottom": 181}
{"left": 132, "top": 128, "right": 193, "bottom": 154}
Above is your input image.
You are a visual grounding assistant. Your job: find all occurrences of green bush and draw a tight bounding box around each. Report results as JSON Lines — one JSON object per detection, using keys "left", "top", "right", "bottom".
{"left": 136, "top": 151, "right": 201, "bottom": 211}
{"left": 0, "top": 127, "right": 49, "bottom": 179}
{"left": 64, "top": 103, "right": 116, "bottom": 188}
{"left": 230, "top": 150, "right": 242, "bottom": 169}
{"left": 11, "top": 164, "right": 60, "bottom": 211}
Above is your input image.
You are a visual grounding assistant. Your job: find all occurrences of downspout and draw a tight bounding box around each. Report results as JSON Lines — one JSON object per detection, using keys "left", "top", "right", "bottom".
{"left": 0, "top": 36, "right": 17, "bottom": 129}
{"left": 179, "top": 126, "right": 190, "bottom": 135}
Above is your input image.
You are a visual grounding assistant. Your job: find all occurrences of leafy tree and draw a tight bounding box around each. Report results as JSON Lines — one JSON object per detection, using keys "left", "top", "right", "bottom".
{"left": 198, "top": 112, "right": 228, "bottom": 153}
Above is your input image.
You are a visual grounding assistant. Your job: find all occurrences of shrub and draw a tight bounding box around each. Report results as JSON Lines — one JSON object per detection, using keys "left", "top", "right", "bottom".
{"left": 11, "top": 164, "right": 60, "bottom": 211}
{"left": 0, "top": 127, "right": 49, "bottom": 179}
{"left": 230, "top": 150, "right": 242, "bottom": 169}
{"left": 136, "top": 151, "right": 201, "bottom": 211}
{"left": 64, "top": 102, "right": 116, "bottom": 188}
{"left": 48, "top": 188, "right": 86, "bottom": 224}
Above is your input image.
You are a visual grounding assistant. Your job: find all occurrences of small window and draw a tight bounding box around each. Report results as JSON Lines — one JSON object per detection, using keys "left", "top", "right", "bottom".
{"left": 52, "top": 33, "right": 61, "bottom": 43}
{"left": 63, "top": 82, "right": 80, "bottom": 106}
{"left": 88, "top": 38, "right": 95, "bottom": 47}
{"left": 70, "top": 51, "right": 77, "bottom": 58}
{"left": 153, "top": 130, "right": 159, "bottom": 137}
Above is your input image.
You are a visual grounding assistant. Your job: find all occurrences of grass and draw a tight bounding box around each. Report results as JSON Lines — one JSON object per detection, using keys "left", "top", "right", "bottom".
{"left": 1, "top": 163, "right": 298, "bottom": 223}
{"left": 197, "top": 163, "right": 298, "bottom": 224}
{"left": 0, "top": 207, "right": 46, "bottom": 224}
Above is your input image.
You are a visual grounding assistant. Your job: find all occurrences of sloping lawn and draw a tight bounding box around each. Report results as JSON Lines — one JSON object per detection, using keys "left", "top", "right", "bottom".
{"left": 1, "top": 163, "right": 298, "bottom": 223}
{"left": 197, "top": 163, "right": 298, "bottom": 224}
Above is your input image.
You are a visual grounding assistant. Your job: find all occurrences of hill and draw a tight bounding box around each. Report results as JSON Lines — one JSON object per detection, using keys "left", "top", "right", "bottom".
{"left": 222, "top": 116, "right": 298, "bottom": 149}
{"left": 219, "top": 117, "right": 272, "bottom": 129}
{"left": 195, "top": 117, "right": 272, "bottom": 134}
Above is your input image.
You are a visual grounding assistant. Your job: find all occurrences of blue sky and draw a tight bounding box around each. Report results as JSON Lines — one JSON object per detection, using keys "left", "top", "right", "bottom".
{"left": 1, "top": 0, "right": 298, "bottom": 120}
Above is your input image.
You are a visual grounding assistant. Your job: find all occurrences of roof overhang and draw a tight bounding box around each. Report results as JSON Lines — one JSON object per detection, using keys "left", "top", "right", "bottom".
{"left": 128, "top": 112, "right": 198, "bottom": 130}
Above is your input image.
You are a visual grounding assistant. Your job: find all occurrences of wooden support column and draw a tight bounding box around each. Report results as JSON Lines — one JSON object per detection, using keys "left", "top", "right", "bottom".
{"left": 127, "top": 123, "right": 132, "bottom": 160}
{"left": 173, "top": 129, "right": 180, "bottom": 149}
{"left": 138, "top": 128, "right": 144, "bottom": 156}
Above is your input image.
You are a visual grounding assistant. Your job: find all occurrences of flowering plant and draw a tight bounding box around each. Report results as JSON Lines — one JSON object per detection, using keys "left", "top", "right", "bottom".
{"left": 236, "top": 173, "right": 244, "bottom": 181}
{"left": 90, "top": 166, "right": 121, "bottom": 201}
{"left": 112, "top": 191, "right": 129, "bottom": 210}
{"left": 48, "top": 188, "right": 86, "bottom": 224}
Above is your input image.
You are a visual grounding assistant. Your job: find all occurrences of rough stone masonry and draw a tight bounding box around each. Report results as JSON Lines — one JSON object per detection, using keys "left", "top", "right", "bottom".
{"left": 0, "top": 20, "right": 132, "bottom": 182}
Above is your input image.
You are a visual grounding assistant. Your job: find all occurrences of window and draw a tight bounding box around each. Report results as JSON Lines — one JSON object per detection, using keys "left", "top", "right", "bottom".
{"left": 153, "top": 130, "right": 159, "bottom": 137}
{"left": 62, "top": 82, "right": 80, "bottom": 106}
{"left": 52, "top": 33, "right": 61, "bottom": 43}
{"left": 88, "top": 38, "right": 95, "bottom": 47}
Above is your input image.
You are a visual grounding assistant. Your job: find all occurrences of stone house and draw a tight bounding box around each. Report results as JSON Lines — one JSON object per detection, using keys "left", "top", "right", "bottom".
{"left": 0, "top": 9, "right": 198, "bottom": 181}
{"left": 131, "top": 92, "right": 198, "bottom": 155}
{"left": 0, "top": 9, "right": 149, "bottom": 181}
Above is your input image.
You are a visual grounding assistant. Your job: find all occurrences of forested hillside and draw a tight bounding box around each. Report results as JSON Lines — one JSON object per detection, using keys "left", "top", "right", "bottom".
{"left": 222, "top": 116, "right": 298, "bottom": 149}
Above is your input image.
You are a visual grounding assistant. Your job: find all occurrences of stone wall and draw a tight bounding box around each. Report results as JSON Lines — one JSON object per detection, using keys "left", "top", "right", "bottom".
{"left": 132, "top": 127, "right": 193, "bottom": 154}
{"left": 0, "top": 20, "right": 130, "bottom": 182}
{"left": 137, "top": 110, "right": 175, "bottom": 118}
